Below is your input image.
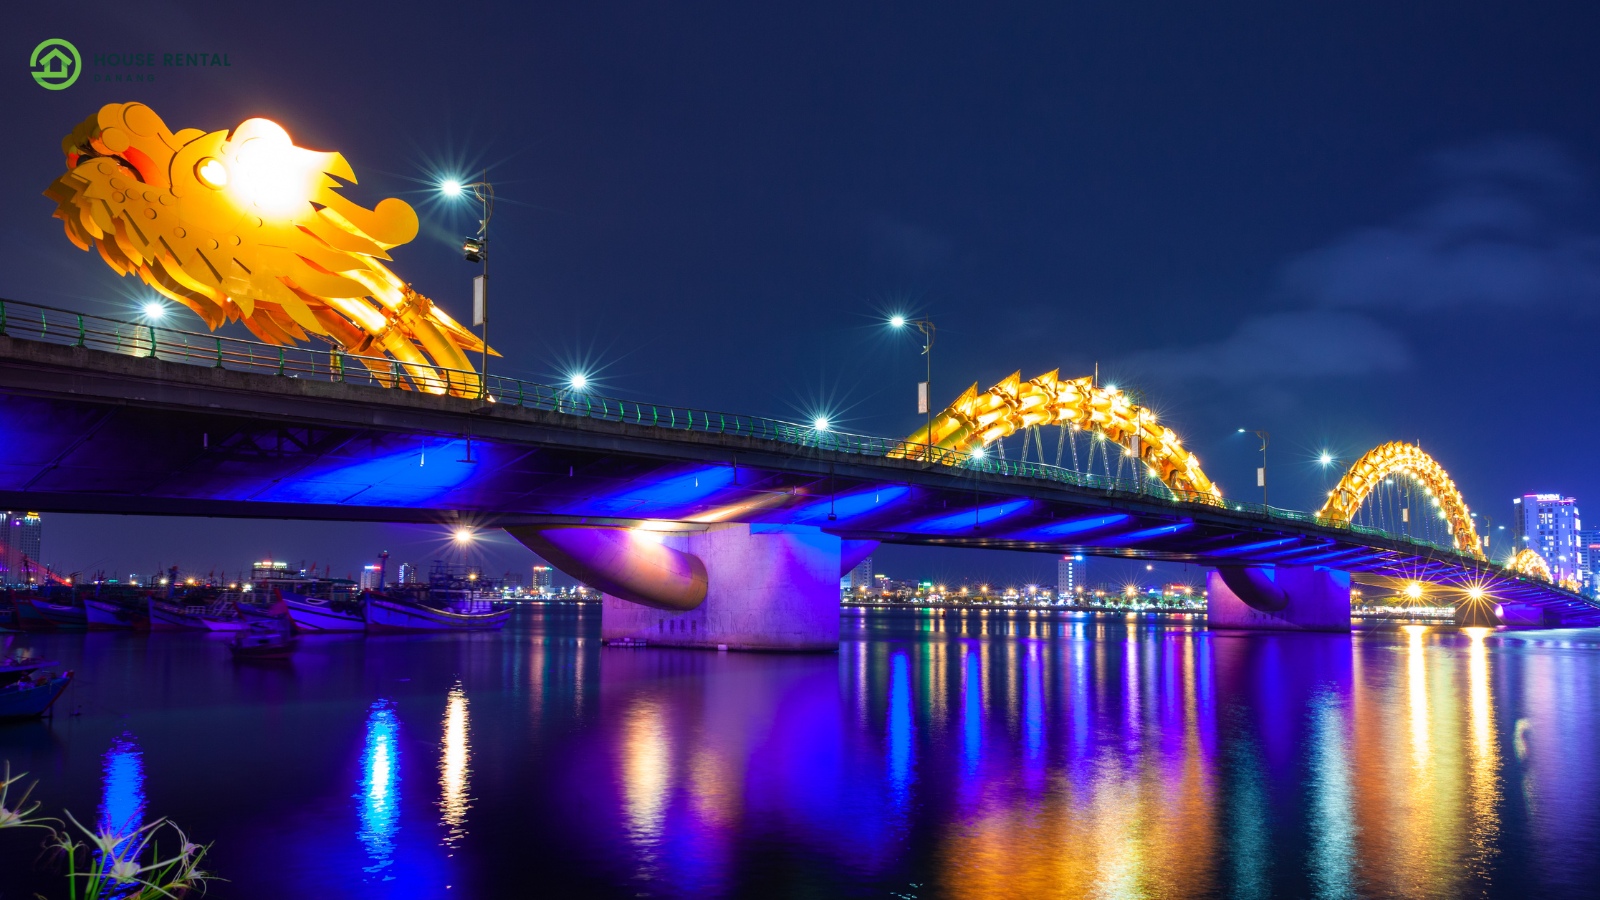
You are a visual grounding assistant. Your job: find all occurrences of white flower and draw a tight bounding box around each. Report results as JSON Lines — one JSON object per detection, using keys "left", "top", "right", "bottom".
{"left": 108, "top": 858, "right": 142, "bottom": 883}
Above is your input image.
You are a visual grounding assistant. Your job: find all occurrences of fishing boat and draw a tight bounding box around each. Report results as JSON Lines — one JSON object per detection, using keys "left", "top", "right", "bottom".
{"left": 364, "top": 593, "right": 511, "bottom": 633}
{"left": 195, "top": 607, "right": 246, "bottom": 633}
{"left": 282, "top": 590, "right": 365, "bottom": 633}
{"left": 0, "top": 671, "right": 74, "bottom": 719}
{"left": 85, "top": 598, "right": 147, "bottom": 630}
{"left": 147, "top": 598, "right": 208, "bottom": 632}
{"left": 229, "top": 618, "right": 297, "bottom": 660}
{"left": 10, "top": 599, "right": 59, "bottom": 632}
{"left": 33, "top": 601, "right": 88, "bottom": 630}
{"left": 0, "top": 657, "right": 62, "bottom": 686}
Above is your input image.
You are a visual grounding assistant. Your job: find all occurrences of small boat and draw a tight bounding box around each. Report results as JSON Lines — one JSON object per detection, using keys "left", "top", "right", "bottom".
{"left": 147, "top": 598, "right": 208, "bottom": 632}
{"left": 195, "top": 609, "right": 246, "bottom": 633}
{"left": 364, "top": 593, "right": 511, "bottom": 633}
{"left": 282, "top": 591, "right": 364, "bottom": 633}
{"left": 0, "top": 658, "right": 62, "bottom": 686}
{"left": 11, "top": 600, "right": 59, "bottom": 633}
{"left": 85, "top": 598, "right": 147, "bottom": 630}
{"left": 0, "top": 671, "right": 74, "bottom": 719}
{"left": 229, "top": 619, "right": 297, "bottom": 660}
{"left": 33, "top": 601, "right": 88, "bottom": 630}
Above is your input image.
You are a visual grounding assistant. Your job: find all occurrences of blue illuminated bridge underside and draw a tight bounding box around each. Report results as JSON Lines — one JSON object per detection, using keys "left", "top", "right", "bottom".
{"left": 0, "top": 337, "right": 1594, "bottom": 621}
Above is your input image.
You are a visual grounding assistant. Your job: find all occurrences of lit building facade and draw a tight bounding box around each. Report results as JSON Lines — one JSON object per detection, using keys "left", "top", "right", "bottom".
{"left": 532, "top": 565, "right": 553, "bottom": 594}
{"left": 1057, "top": 554, "right": 1085, "bottom": 600}
{"left": 0, "top": 512, "right": 43, "bottom": 586}
{"left": 1514, "top": 494, "right": 1582, "bottom": 584}
{"left": 1580, "top": 528, "right": 1600, "bottom": 597}
{"left": 847, "top": 556, "right": 874, "bottom": 592}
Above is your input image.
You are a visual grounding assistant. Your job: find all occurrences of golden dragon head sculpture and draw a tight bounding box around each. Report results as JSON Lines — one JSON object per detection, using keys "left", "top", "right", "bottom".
{"left": 45, "top": 102, "right": 489, "bottom": 395}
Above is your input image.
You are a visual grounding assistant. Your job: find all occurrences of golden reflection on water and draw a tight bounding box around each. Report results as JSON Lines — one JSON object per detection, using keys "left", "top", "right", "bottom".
{"left": 438, "top": 683, "right": 472, "bottom": 851}
{"left": 622, "top": 698, "right": 670, "bottom": 854}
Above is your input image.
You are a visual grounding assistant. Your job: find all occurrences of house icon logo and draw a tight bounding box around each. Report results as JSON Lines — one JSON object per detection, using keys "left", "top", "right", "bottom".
{"left": 30, "top": 39, "right": 81, "bottom": 90}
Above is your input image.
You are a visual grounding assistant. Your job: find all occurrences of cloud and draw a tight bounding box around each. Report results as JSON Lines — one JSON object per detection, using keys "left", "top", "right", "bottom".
{"left": 1124, "top": 310, "right": 1410, "bottom": 383}
{"left": 1281, "top": 136, "right": 1600, "bottom": 310}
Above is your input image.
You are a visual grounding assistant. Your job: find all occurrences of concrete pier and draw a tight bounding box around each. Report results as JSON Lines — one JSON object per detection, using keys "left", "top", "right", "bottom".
{"left": 1206, "top": 565, "right": 1352, "bottom": 633}
{"left": 513, "top": 523, "right": 844, "bottom": 651}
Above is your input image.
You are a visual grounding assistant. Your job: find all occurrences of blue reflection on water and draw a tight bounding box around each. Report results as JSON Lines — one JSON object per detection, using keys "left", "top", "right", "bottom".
{"left": 888, "top": 652, "right": 912, "bottom": 800}
{"left": 98, "top": 732, "right": 146, "bottom": 868}
{"left": 357, "top": 700, "right": 401, "bottom": 880}
{"left": 962, "top": 648, "right": 983, "bottom": 773}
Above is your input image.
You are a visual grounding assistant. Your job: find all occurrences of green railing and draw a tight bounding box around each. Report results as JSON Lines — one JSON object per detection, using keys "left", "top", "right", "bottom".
{"left": 0, "top": 297, "right": 1497, "bottom": 564}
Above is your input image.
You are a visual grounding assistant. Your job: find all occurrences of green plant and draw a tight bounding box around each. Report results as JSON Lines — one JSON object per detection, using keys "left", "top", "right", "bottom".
{"left": 0, "top": 763, "right": 217, "bottom": 899}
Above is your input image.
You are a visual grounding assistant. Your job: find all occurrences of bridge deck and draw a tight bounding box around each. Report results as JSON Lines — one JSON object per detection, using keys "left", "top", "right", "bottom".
{"left": 0, "top": 334, "right": 1593, "bottom": 621}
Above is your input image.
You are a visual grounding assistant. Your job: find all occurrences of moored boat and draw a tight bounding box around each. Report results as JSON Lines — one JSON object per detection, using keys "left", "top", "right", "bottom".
{"left": 147, "top": 598, "right": 208, "bottom": 632}
{"left": 85, "top": 598, "right": 148, "bottom": 630}
{"left": 33, "top": 601, "right": 88, "bottom": 630}
{"left": 230, "top": 619, "right": 297, "bottom": 660}
{"left": 0, "top": 671, "right": 74, "bottom": 719}
{"left": 282, "top": 591, "right": 365, "bottom": 633}
{"left": 364, "top": 593, "right": 511, "bottom": 633}
{"left": 0, "top": 657, "right": 62, "bottom": 686}
{"left": 11, "top": 599, "right": 59, "bottom": 632}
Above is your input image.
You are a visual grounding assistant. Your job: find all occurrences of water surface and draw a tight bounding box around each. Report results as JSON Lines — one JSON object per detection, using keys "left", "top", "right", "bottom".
{"left": 3, "top": 607, "right": 1599, "bottom": 898}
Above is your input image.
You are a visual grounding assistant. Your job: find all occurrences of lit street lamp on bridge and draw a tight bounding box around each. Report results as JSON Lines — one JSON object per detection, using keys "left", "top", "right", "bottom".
{"left": 440, "top": 173, "right": 495, "bottom": 387}
{"left": 1238, "top": 428, "right": 1269, "bottom": 507}
{"left": 889, "top": 315, "right": 935, "bottom": 461}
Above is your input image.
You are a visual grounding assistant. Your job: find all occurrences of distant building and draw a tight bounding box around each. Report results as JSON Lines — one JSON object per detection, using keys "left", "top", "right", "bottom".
{"left": 359, "top": 565, "right": 383, "bottom": 591}
{"left": 1057, "top": 554, "right": 1085, "bottom": 600}
{"left": 397, "top": 562, "right": 418, "bottom": 584}
{"left": 1514, "top": 494, "right": 1582, "bottom": 584}
{"left": 0, "top": 512, "right": 43, "bottom": 586}
{"left": 532, "top": 565, "right": 553, "bottom": 594}
{"left": 1580, "top": 528, "right": 1600, "bottom": 597}
{"left": 846, "top": 556, "right": 874, "bottom": 592}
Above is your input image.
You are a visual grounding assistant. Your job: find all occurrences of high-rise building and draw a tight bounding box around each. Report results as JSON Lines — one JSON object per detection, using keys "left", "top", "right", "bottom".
{"left": 359, "top": 565, "right": 382, "bottom": 591}
{"left": 1514, "top": 494, "right": 1582, "bottom": 584}
{"left": 532, "top": 565, "right": 553, "bottom": 594}
{"left": 0, "top": 512, "right": 43, "bottom": 586}
{"left": 1579, "top": 528, "right": 1600, "bottom": 597}
{"left": 397, "top": 562, "right": 418, "bottom": 584}
{"left": 1057, "top": 554, "right": 1085, "bottom": 600}
{"left": 846, "top": 556, "right": 874, "bottom": 592}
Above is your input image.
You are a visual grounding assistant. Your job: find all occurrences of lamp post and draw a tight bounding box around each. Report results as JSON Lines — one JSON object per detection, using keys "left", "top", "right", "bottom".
{"left": 1238, "top": 428, "right": 1269, "bottom": 508}
{"left": 890, "top": 315, "right": 935, "bottom": 462}
{"left": 441, "top": 173, "right": 494, "bottom": 394}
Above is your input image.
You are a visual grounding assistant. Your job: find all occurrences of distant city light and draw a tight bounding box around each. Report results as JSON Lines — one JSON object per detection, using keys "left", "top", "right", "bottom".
{"left": 1405, "top": 582, "right": 1423, "bottom": 599}
{"left": 568, "top": 373, "right": 589, "bottom": 390}
{"left": 440, "top": 179, "right": 463, "bottom": 197}
{"left": 143, "top": 301, "right": 166, "bottom": 319}
{"left": 812, "top": 416, "right": 830, "bottom": 432}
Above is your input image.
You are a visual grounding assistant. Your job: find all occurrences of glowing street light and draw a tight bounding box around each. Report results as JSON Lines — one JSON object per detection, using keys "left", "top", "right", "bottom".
{"left": 568, "top": 372, "right": 589, "bottom": 390}
{"left": 439, "top": 172, "right": 495, "bottom": 388}
{"left": 1319, "top": 452, "right": 1334, "bottom": 467}
{"left": 143, "top": 300, "right": 167, "bottom": 320}
{"left": 888, "top": 314, "right": 936, "bottom": 461}
{"left": 453, "top": 527, "right": 475, "bottom": 544}
{"left": 812, "top": 416, "right": 830, "bottom": 432}
{"left": 1404, "top": 582, "right": 1423, "bottom": 600}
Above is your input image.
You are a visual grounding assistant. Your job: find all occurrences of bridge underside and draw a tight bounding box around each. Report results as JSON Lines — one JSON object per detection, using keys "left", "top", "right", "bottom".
{"left": 1, "top": 337, "right": 1595, "bottom": 625}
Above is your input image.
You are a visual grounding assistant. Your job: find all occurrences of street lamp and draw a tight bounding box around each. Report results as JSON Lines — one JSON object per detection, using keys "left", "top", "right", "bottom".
{"left": 889, "top": 315, "right": 935, "bottom": 461}
{"left": 142, "top": 300, "right": 167, "bottom": 320}
{"left": 440, "top": 172, "right": 495, "bottom": 391}
{"left": 1237, "top": 428, "right": 1269, "bottom": 507}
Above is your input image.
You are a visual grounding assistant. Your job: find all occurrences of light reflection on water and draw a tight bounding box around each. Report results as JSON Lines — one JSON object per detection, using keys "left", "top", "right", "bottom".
{"left": 9, "top": 608, "right": 1600, "bottom": 898}
{"left": 356, "top": 699, "right": 399, "bottom": 880}
{"left": 97, "top": 731, "right": 145, "bottom": 874}
{"left": 438, "top": 683, "right": 471, "bottom": 852}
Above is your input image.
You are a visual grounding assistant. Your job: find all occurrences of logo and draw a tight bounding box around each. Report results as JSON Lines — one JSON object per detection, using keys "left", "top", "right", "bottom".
{"left": 30, "top": 38, "right": 81, "bottom": 90}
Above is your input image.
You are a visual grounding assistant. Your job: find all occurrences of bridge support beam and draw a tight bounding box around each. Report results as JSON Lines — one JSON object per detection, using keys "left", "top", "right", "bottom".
{"left": 510, "top": 523, "right": 846, "bottom": 651}
{"left": 1206, "top": 565, "right": 1351, "bottom": 633}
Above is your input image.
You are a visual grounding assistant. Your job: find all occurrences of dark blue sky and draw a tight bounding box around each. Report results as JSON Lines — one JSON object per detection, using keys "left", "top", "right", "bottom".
{"left": 4, "top": 2, "right": 1597, "bottom": 587}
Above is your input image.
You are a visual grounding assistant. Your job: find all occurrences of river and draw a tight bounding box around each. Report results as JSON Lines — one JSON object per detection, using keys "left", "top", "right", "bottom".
{"left": 3, "top": 607, "right": 1599, "bottom": 898}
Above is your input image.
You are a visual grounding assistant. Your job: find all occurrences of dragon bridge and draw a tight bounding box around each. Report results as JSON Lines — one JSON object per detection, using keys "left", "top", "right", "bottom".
{"left": 891, "top": 370, "right": 1221, "bottom": 501}
{"left": 1316, "top": 442, "right": 1483, "bottom": 558}
{"left": 1508, "top": 548, "right": 1554, "bottom": 583}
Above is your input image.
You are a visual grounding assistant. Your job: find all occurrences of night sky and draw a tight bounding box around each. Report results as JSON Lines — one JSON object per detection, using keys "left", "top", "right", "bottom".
{"left": 3, "top": 2, "right": 1596, "bottom": 588}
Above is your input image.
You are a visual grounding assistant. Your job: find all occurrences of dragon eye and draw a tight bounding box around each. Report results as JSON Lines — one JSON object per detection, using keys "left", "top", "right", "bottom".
{"left": 196, "top": 157, "right": 228, "bottom": 189}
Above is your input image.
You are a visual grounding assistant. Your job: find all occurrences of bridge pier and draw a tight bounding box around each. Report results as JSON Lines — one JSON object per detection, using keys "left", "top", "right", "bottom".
{"left": 1206, "top": 565, "right": 1352, "bottom": 633}
{"left": 509, "top": 523, "right": 851, "bottom": 651}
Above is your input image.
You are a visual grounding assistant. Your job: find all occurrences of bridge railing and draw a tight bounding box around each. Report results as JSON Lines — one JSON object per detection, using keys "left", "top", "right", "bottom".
{"left": 0, "top": 297, "right": 1465, "bottom": 559}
